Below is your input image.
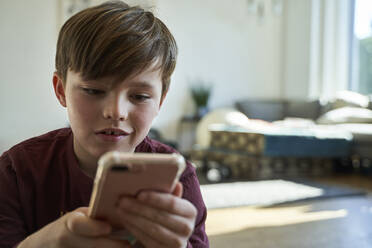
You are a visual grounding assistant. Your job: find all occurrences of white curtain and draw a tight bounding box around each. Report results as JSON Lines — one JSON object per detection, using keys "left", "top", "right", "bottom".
{"left": 308, "top": 0, "right": 353, "bottom": 100}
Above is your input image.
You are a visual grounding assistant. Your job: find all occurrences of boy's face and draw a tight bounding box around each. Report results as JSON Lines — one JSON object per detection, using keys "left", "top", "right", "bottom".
{"left": 53, "top": 65, "right": 165, "bottom": 165}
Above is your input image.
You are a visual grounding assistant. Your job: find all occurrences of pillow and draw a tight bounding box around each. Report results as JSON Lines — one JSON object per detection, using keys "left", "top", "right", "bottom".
{"left": 235, "top": 100, "right": 285, "bottom": 121}
{"left": 285, "top": 100, "right": 321, "bottom": 120}
{"left": 195, "top": 108, "right": 250, "bottom": 147}
{"left": 316, "top": 107, "right": 372, "bottom": 124}
{"left": 331, "top": 90, "right": 370, "bottom": 109}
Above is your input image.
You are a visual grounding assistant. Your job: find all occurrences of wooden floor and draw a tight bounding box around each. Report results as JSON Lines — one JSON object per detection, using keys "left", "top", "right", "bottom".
{"left": 204, "top": 174, "right": 372, "bottom": 248}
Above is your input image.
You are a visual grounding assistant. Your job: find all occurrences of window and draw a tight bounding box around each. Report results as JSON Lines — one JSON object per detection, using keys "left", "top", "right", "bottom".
{"left": 350, "top": 0, "right": 372, "bottom": 94}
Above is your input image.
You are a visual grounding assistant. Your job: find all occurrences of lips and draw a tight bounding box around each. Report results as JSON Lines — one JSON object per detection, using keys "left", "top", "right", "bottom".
{"left": 97, "top": 128, "right": 129, "bottom": 136}
{"left": 95, "top": 128, "right": 131, "bottom": 142}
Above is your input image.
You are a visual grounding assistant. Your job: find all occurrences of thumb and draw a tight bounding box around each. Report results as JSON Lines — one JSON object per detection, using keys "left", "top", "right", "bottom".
{"left": 76, "top": 207, "right": 89, "bottom": 216}
{"left": 66, "top": 208, "right": 112, "bottom": 237}
{"left": 172, "top": 182, "right": 183, "bottom": 198}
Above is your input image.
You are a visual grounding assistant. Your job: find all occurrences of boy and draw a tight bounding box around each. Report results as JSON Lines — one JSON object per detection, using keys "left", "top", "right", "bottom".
{"left": 0, "top": 1, "right": 209, "bottom": 247}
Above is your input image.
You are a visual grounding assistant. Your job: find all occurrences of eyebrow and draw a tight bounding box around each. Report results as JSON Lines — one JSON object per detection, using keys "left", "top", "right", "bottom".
{"left": 81, "top": 78, "right": 107, "bottom": 86}
{"left": 82, "top": 77, "right": 156, "bottom": 90}
{"left": 127, "top": 81, "right": 155, "bottom": 89}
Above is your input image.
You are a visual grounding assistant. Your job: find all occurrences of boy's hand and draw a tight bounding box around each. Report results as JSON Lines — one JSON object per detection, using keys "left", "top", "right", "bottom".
{"left": 19, "top": 207, "right": 130, "bottom": 248}
{"left": 117, "top": 182, "right": 197, "bottom": 248}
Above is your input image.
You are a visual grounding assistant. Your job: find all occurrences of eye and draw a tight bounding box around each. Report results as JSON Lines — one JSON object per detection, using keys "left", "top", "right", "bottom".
{"left": 131, "top": 94, "right": 150, "bottom": 102}
{"left": 82, "top": 88, "right": 105, "bottom": 95}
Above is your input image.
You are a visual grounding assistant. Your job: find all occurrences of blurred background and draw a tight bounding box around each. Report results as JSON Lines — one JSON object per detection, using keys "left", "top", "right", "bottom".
{"left": 2, "top": 0, "right": 369, "bottom": 153}
{"left": 2, "top": 1, "right": 372, "bottom": 247}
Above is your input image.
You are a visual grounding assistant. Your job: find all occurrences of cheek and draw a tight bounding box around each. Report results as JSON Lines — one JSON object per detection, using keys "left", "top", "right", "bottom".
{"left": 67, "top": 93, "right": 98, "bottom": 126}
{"left": 133, "top": 105, "right": 159, "bottom": 129}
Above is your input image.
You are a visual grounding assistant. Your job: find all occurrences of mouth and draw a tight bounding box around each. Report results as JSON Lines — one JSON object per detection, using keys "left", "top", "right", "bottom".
{"left": 95, "top": 128, "right": 130, "bottom": 137}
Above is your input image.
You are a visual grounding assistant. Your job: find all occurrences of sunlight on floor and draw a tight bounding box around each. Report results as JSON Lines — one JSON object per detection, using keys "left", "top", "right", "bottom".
{"left": 206, "top": 205, "right": 348, "bottom": 236}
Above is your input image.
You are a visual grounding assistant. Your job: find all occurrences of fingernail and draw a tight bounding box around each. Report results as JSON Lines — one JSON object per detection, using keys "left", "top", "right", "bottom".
{"left": 74, "top": 211, "right": 85, "bottom": 217}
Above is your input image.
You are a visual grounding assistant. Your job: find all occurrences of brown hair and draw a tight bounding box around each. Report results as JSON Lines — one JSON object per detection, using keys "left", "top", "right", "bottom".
{"left": 55, "top": 1, "right": 177, "bottom": 96}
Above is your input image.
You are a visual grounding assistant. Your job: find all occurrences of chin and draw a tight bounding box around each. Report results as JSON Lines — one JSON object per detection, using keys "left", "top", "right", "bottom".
{"left": 118, "top": 146, "right": 136, "bottom": 153}
{"left": 98, "top": 145, "right": 134, "bottom": 156}
{"left": 90, "top": 146, "right": 115, "bottom": 158}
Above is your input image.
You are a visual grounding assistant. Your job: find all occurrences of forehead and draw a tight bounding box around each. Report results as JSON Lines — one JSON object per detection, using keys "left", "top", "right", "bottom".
{"left": 119, "top": 66, "right": 163, "bottom": 89}
{"left": 69, "top": 64, "right": 163, "bottom": 88}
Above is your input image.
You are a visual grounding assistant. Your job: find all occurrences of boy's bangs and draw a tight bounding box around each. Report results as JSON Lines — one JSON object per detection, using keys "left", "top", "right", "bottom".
{"left": 56, "top": 1, "right": 177, "bottom": 91}
{"left": 79, "top": 32, "right": 168, "bottom": 83}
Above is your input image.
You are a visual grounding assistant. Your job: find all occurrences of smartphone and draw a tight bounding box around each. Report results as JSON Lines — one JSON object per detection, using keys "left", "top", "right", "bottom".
{"left": 88, "top": 151, "right": 186, "bottom": 238}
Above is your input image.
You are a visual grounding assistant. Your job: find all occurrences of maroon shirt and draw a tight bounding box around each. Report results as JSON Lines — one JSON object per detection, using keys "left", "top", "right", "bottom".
{"left": 0, "top": 128, "right": 209, "bottom": 247}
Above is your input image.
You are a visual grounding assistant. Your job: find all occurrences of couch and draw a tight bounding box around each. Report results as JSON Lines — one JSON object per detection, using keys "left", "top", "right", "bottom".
{"left": 191, "top": 91, "right": 372, "bottom": 182}
{"left": 235, "top": 91, "right": 372, "bottom": 171}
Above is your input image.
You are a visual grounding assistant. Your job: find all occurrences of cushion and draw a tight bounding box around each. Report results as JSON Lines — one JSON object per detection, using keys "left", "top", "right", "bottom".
{"left": 273, "top": 118, "right": 316, "bottom": 128}
{"left": 331, "top": 91, "right": 370, "bottom": 109}
{"left": 235, "top": 100, "right": 285, "bottom": 121}
{"left": 316, "top": 107, "right": 372, "bottom": 124}
{"left": 331, "top": 123, "right": 372, "bottom": 158}
{"left": 285, "top": 100, "right": 321, "bottom": 120}
{"left": 195, "top": 108, "right": 250, "bottom": 147}
{"left": 331, "top": 123, "right": 372, "bottom": 142}
{"left": 208, "top": 124, "right": 351, "bottom": 157}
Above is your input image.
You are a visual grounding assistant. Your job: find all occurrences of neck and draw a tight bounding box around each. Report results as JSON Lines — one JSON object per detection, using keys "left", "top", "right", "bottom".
{"left": 73, "top": 140, "right": 98, "bottom": 178}
{"left": 78, "top": 160, "right": 97, "bottom": 178}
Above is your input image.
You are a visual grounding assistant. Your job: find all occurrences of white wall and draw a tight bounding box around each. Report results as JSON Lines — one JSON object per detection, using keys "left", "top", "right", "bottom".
{"left": 281, "top": 0, "right": 312, "bottom": 99}
{"left": 153, "top": 0, "right": 284, "bottom": 139}
{"left": 0, "top": 0, "right": 68, "bottom": 153}
{"left": 0, "top": 0, "right": 294, "bottom": 153}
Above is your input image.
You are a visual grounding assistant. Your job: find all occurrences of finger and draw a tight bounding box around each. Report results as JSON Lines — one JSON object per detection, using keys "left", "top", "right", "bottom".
{"left": 97, "top": 238, "right": 131, "bottom": 248}
{"left": 172, "top": 182, "right": 183, "bottom": 198}
{"left": 117, "top": 209, "right": 185, "bottom": 248}
{"left": 66, "top": 210, "right": 112, "bottom": 237}
{"left": 59, "top": 216, "right": 130, "bottom": 248}
{"left": 63, "top": 234, "right": 131, "bottom": 248}
{"left": 118, "top": 197, "right": 194, "bottom": 237}
{"left": 76, "top": 207, "right": 89, "bottom": 215}
{"left": 137, "top": 191, "right": 197, "bottom": 218}
{"left": 124, "top": 223, "right": 165, "bottom": 248}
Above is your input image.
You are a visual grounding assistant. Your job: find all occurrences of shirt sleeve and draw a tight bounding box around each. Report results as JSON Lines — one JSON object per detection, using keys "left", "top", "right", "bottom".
{"left": 181, "top": 163, "right": 209, "bottom": 247}
{"left": 0, "top": 153, "right": 27, "bottom": 248}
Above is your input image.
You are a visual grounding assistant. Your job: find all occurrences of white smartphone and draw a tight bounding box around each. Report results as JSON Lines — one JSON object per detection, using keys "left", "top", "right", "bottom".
{"left": 88, "top": 151, "right": 186, "bottom": 240}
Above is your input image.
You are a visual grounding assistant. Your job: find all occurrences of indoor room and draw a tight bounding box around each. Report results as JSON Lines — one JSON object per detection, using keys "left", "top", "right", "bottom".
{"left": 1, "top": 0, "right": 372, "bottom": 247}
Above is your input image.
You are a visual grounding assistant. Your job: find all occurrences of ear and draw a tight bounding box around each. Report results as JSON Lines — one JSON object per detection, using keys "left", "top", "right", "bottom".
{"left": 53, "top": 72, "right": 67, "bottom": 107}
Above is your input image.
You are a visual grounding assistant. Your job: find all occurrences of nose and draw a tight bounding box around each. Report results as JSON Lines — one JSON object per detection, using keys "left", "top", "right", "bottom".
{"left": 103, "top": 94, "right": 128, "bottom": 121}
